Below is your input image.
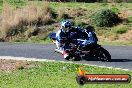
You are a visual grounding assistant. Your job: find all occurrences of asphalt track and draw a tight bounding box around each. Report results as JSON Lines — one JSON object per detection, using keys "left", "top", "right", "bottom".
{"left": 0, "top": 43, "right": 132, "bottom": 70}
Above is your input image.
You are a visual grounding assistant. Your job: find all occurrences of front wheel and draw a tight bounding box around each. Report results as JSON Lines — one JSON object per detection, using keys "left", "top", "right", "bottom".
{"left": 63, "top": 51, "right": 71, "bottom": 60}
{"left": 97, "top": 47, "right": 111, "bottom": 62}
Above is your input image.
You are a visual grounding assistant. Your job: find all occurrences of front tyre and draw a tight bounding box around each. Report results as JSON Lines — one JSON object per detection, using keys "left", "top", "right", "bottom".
{"left": 63, "top": 51, "right": 70, "bottom": 60}
{"left": 63, "top": 51, "right": 81, "bottom": 61}
{"left": 63, "top": 50, "right": 74, "bottom": 61}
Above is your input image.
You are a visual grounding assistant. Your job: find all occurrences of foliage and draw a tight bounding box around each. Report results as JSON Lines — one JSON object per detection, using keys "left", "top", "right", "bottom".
{"left": 31, "top": 0, "right": 132, "bottom": 2}
{"left": 4, "top": 0, "right": 27, "bottom": 8}
{"left": 128, "top": 17, "right": 132, "bottom": 23}
{"left": 0, "top": 2, "right": 131, "bottom": 44}
{"left": 91, "top": 9, "right": 121, "bottom": 27}
{"left": 0, "top": 3, "right": 55, "bottom": 41}
{"left": 111, "top": 7, "right": 120, "bottom": 14}
{"left": 112, "top": 25, "right": 128, "bottom": 34}
{"left": 74, "top": 21, "right": 88, "bottom": 27}
{"left": 33, "top": 0, "right": 131, "bottom": 2}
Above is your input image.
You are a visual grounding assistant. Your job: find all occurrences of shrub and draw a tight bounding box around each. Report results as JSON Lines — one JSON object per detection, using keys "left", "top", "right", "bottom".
{"left": 74, "top": 21, "right": 88, "bottom": 27}
{"left": 43, "top": 0, "right": 97, "bottom": 2}
{"left": 5, "top": 0, "right": 27, "bottom": 8}
{"left": 112, "top": 25, "right": 128, "bottom": 34}
{"left": 98, "top": 0, "right": 107, "bottom": 3}
{"left": 1, "top": 3, "right": 55, "bottom": 41}
{"left": 57, "top": 8, "right": 70, "bottom": 20}
{"left": 114, "top": 28, "right": 128, "bottom": 34}
{"left": 91, "top": 9, "right": 121, "bottom": 27}
{"left": 119, "top": 30, "right": 132, "bottom": 41}
{"left": 24, "top": 0, "right": 132, "bottom": 2}
{"left": 75, "top": 0, "right": 97, "bottom": 2}
{"left": 113, "top": 0, "right": 128, "bottom": 3}
{"left": 111, "top": 7, "right": 120, "bottom": 14}
{"left": 57, "top": 8, "right": 87, "bottom": 19}
{"left": 128, "top": 17, "right": 132, "bottom": 23}
{"left": 127, "top": 0, "right": 132, "bottom": 3}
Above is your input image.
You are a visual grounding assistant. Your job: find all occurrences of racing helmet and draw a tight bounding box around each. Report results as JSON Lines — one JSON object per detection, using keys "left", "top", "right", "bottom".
{"left": 61, "top": 20, "right": 72, "bottom": 32}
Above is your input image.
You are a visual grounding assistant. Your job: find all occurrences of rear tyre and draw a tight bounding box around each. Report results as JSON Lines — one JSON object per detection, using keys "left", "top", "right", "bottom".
{"left": 65, "top": 55, "right": 71, "bottom": 60}
{"left": 73, "top": 56, "right": 81, "bottom": 61}
{"left": 98, "top": 47, "right": 111, "bottom": 62}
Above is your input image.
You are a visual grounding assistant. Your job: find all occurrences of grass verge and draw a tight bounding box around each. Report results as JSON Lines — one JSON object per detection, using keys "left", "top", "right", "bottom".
{"left": 0, "top": 59, "right": 132, "bottom": 88}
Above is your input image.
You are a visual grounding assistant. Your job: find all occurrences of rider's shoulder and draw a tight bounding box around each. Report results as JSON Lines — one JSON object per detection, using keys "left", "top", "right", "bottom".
{"left": 73, "top": 26, "right": 84, "bottom": 31}
{"left": 56, "top": 29, "right": 64, "bottom": 32}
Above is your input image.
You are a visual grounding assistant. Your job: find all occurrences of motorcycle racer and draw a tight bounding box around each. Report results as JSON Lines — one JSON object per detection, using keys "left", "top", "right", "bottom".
{"left": 49, "top": 21, "right": 111, "bottom": 61}
{"left": 55, "top": 20, "right": 72, "bottom": 54}
{"left": 55, "top": 20, "right": 98, "bottom": 52}
{"left": 55, "top": 20, "right": 84, "bottom": 55}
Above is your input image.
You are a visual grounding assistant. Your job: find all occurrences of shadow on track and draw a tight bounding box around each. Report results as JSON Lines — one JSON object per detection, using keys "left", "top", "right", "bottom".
{"left": 82, "top": 57, "right": 132, "bottom": 62}
{"left": 110, "top": 59, "right": 132, "bottom": 62}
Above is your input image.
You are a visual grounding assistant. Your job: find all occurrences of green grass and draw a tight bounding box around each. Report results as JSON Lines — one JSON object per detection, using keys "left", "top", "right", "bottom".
{"left": 49, "top": 2, "right": 132, "bottom": 10}
{"left": 11, "top": 37, "right": 52, "bottom": 44}
{"left": 3, "top": 1, "right": 132, "bottom": 12}
{"left": 29, "top": 37, "right": 52, "bottom": 44}
{"left": 0, "top": 0, "right": 2, "bottom": 13}
{"left": 0, "top": 61, "right": 132, "bottom": 88}
{"left": 4, "top": 0, "right": 27, "bottom": 9}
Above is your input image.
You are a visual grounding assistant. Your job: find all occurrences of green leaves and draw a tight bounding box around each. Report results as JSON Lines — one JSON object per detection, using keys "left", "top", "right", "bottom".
{"left": 91, "top": 9, "right": 121, "bottom": 27}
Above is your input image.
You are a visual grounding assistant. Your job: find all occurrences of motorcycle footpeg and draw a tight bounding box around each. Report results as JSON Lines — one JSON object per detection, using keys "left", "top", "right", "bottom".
{"left": 54, "top": 49, "right": 63, "bottom": 54}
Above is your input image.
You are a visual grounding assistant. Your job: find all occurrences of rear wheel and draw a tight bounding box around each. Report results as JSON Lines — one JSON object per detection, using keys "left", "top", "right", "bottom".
{"left": 98, "top": 47, "right": 111, "bottom": 62}
{"left": 73, "top": 56, "right": 81, "bottom": 61}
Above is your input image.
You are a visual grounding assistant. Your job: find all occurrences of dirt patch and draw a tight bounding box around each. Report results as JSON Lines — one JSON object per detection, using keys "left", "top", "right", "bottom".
{"left": 0, "top": 59, "right": 36, "bottom": 72}
{"left": 119, "top": 30, "right": 132, "bottom": 41}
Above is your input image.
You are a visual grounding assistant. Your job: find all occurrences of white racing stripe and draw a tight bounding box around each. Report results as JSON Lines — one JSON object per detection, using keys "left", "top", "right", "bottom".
{"left": 0, "top": 56, "right": 131, "bottom": 72}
